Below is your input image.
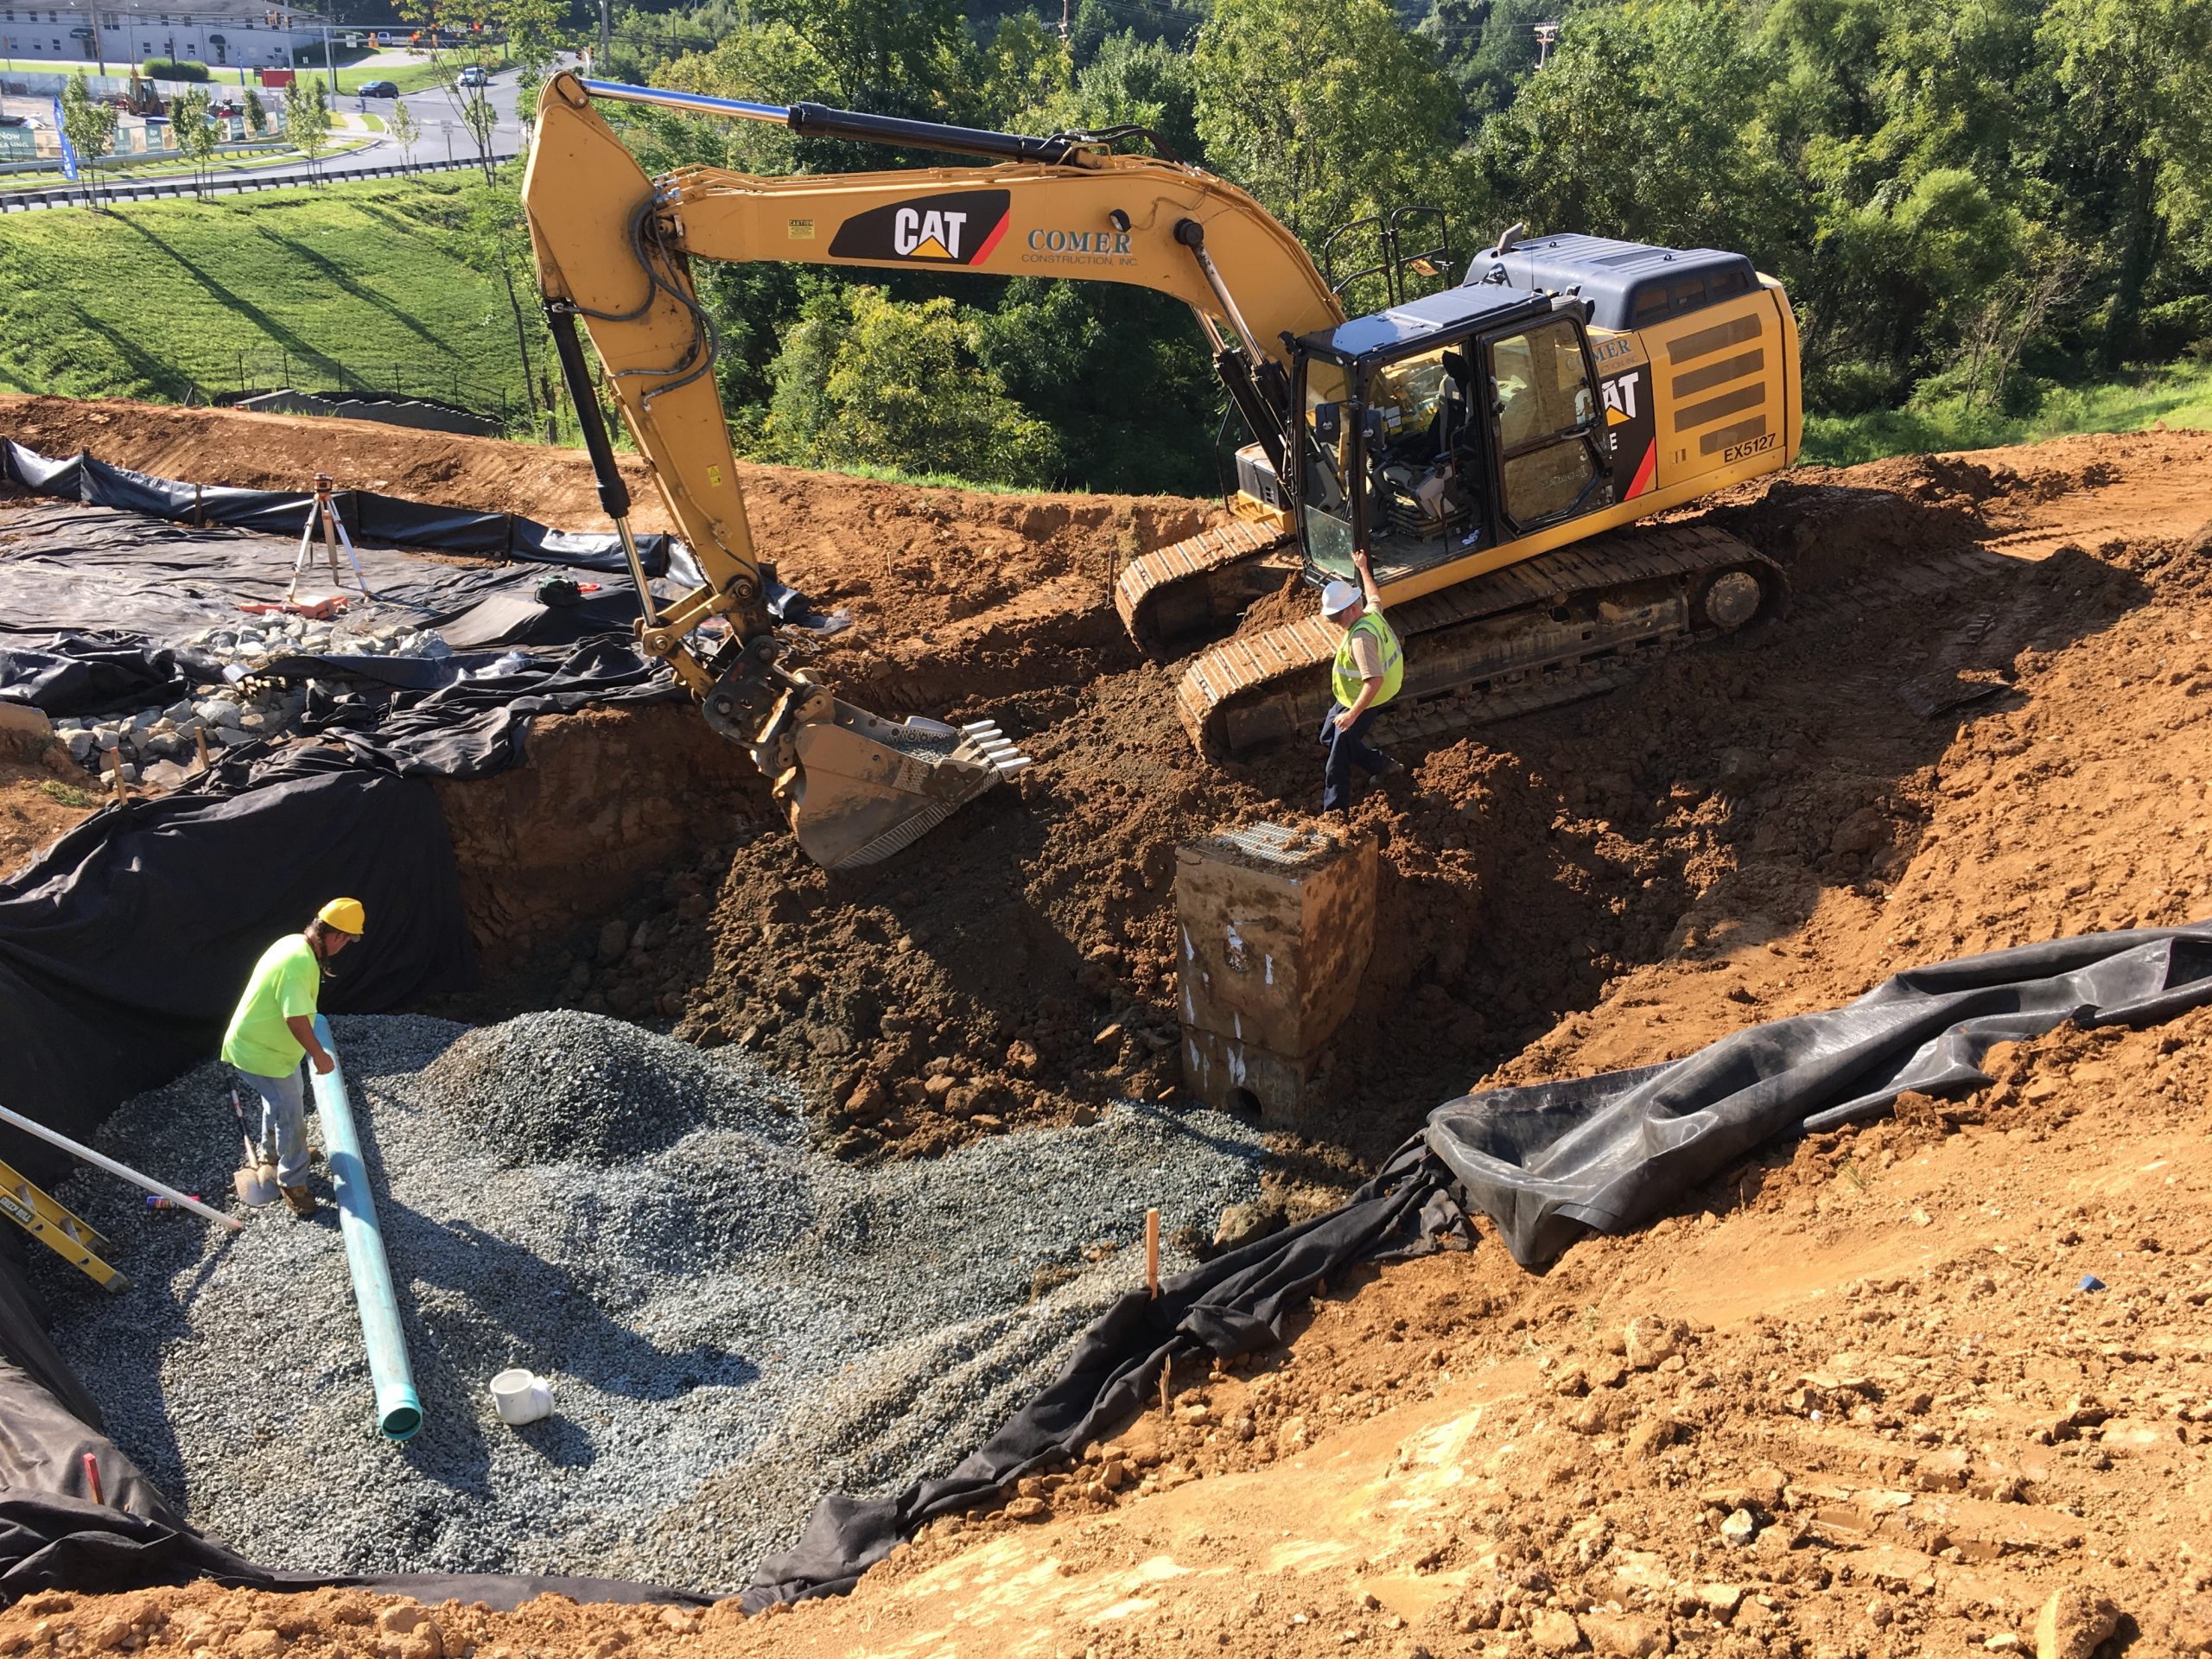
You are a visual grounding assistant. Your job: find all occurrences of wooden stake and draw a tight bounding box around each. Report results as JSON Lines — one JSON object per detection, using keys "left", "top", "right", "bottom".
{"left": 1144, "top": 1207, "right": 1160, "bottom": 1300}
{"left": 194, "top": 728, "right": 210, "bottom": 772}
{"left": 105, "top": 747, "right": 125, "bottom": 803}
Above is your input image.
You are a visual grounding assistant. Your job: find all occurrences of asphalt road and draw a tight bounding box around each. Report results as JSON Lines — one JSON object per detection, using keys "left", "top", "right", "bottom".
{"left": 0, "top": 60, "right": 541, "bottom": 208}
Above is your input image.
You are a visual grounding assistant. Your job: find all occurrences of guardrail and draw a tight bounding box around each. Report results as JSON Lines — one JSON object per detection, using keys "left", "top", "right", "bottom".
{"left": 0, "top": 147, "right": 517, "bottom": 210}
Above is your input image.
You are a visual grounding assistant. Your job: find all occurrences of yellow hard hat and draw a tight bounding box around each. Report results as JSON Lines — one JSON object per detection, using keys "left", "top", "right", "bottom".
{"left": 317, "top": 897, "right": 365, "bottom": 936}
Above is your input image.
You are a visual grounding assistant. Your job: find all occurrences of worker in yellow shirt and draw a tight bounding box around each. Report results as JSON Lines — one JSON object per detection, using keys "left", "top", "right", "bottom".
{"left": 1317, "top": 547, "right": 1404, "bottom": 816}
{"left": 220, "top": 898, "right": 364, "bottom": 1218}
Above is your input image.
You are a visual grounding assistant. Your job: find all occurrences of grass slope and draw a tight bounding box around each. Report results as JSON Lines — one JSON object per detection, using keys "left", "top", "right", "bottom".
{"left": 0, "top": 175, "right": 527, "bottom": 416}
{"left": 1804, "top": 358, "right": 2212, "bottom": 465}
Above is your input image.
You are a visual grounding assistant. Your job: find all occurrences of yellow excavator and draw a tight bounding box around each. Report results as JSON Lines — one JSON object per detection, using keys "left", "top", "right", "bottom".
{"left": 521, "top": 72, "right": 1801, "bottom": 865}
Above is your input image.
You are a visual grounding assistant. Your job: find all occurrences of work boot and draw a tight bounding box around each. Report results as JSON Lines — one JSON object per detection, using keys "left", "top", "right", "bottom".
{"left": 280, "top": 1185, "right": 318, "bottom": 1219}
{"left": 1372, "top": 754, "right": 1407, "bottom": 785}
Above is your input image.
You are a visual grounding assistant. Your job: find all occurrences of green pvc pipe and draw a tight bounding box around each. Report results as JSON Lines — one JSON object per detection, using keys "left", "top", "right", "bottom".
{"left": 309, "top": 1015, "right": 423, "bottom": 1441}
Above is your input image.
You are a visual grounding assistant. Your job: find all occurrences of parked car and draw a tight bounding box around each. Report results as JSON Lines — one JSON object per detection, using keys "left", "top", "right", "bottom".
{"left": 358, "top": 79, "right": 399, "bottom": 97}
{"left": 457, "top": 65, "right": 487, "bottom": 88}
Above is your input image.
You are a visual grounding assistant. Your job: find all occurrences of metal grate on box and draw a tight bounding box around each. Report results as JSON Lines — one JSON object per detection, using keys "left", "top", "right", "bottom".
{"left": 1199, "top": 820, "right": 1343, "bottom": 869}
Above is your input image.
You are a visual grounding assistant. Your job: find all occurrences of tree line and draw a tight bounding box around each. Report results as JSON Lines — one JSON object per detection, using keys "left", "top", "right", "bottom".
{"left": 574, "top": 0, "right": 2207, "bottom": 493}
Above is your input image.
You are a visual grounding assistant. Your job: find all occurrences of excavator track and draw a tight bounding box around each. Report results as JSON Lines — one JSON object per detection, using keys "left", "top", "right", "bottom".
{"left": 1173, "top": 523, "right": 1784, "bottom": 759}
{"left": 1114, "top": 517, "right": 1296, "bottom": 656}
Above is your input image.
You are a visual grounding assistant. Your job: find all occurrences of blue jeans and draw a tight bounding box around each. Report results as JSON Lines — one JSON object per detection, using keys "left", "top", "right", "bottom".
{"left": 238, "top": 1065, "right": 309, "bottom": 1187}
{"left": 1318, "top": 702, "right": 1391, "bottom": 812}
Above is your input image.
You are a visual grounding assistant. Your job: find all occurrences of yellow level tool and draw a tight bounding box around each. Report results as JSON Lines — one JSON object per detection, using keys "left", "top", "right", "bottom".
{"left": 0, "top": 1159, "right": 130, "bottom": 1294}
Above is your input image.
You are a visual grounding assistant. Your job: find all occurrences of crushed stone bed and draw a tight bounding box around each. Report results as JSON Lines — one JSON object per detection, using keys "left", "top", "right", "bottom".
{"left": 40, "top": 1011, "right": 1265, "bottom": 1593}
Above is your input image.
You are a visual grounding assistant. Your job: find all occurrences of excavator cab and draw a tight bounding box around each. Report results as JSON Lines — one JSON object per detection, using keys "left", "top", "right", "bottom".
{"left": 1291, "top": 283, "right": 1614, "bottom": 590}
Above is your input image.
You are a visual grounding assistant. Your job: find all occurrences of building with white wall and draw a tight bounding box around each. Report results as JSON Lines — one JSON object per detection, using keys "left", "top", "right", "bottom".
{"left": 0, "top": 2, "right": 335, "bottom": 72}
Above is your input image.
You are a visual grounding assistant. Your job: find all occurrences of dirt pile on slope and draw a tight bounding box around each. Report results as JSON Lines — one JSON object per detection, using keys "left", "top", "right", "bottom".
{"left": 817, "top": 1011, "right": 2212, "bottom": 1659}
{"left": 12, "top": 397, "right": 2212, "bottom": 1176}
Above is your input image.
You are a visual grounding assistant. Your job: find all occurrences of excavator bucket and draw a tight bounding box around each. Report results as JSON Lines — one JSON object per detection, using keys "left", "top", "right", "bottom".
{"left": 778, "top": 699, "right": 1031, "bottom": 870}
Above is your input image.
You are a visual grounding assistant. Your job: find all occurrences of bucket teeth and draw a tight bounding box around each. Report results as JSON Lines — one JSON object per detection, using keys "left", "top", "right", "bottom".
{"left": 951, "top": 718, "right": 1032, "bottom": 778}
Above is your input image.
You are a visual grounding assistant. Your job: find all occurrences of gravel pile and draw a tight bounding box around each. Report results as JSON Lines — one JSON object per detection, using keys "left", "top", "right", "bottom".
{"left": 40, "top": 1013, "right": 1265, "bottom": 1593}
{"left": 420, "top": 1014, "right": 759, "bottom": 1167}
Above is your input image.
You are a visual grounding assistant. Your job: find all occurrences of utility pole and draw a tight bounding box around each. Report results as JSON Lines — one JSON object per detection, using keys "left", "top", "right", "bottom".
{"left": 1534, "top": 21, "right": 1560, "bottom": 67}
{"left": 321, "top": 16, "right": 335, "bottom": 93}
{"left": 598, "top": 0, "right": 611, "bottom": 67}
{"left": 1058, "top": 0, "right": 1069, "bottom": 44}
{"left": 90, "top": 5, "right": 105, "bottom": 75}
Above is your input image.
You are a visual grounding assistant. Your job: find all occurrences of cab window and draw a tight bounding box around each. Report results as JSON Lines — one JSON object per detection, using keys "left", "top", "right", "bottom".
{"left": 1488, "top": 317, "right": 1601, "bottom": 527}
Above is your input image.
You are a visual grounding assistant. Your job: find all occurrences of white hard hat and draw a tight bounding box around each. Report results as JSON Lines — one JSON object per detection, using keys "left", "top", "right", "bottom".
{"left": 1319, "top": 579, "right": 1361, "bottom": 619}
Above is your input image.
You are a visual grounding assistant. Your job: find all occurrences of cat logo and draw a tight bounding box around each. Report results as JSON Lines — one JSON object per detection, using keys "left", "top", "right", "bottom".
{"left": 829, "top": 189, "right": 1013, "bottom": 267}
{"left": 1602, "top": 372, "right": 1640, "bottom": 424}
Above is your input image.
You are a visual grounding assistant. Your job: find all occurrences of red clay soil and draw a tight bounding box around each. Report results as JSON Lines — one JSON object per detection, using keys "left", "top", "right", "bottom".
{"left": 0, "top": 394, "right": 1214, "bottom": 664}
{"left": 0, "top": 729, "right": 97, "bottom": 880}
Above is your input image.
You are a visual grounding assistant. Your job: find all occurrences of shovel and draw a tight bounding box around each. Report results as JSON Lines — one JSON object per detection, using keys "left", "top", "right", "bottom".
{"left": 231, "top": 1088, "right": 277, "bottom": 1209}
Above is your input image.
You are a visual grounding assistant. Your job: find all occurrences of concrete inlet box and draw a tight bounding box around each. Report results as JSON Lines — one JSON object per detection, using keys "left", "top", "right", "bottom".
{"left": 1174, "top": 821, "right": 1377, "bottom": 1119}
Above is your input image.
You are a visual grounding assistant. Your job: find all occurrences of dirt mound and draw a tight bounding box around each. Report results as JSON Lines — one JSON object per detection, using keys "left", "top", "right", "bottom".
{"left": 0, "top": 728, "right": 96, "bottom": 881}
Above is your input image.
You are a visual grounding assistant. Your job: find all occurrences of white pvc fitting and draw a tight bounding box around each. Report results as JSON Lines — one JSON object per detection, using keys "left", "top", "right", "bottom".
{"left": 489, "top": 1368, "right": 554, "bottom": 1426}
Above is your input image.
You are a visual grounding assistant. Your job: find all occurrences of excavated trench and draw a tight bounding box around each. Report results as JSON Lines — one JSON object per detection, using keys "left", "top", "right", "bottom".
{"left": 6, "top": 396, "right": 2195, "bottom": 1193}
{"left": 416, "top": 437, "right": 2190, "bottom": 1205}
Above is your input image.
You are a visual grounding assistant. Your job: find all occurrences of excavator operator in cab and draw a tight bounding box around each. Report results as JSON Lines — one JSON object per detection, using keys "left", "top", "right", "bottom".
{"left": 1317, "top": 547, "right": 1405, "bottom": 816}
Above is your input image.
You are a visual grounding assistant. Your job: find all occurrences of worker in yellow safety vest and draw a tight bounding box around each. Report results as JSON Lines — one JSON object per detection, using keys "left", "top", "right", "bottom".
{"left": 1317, "top": 547, "right": 1405, "bottom": 816}
{"left": 220, "top": 897, "right": 364, "bottom": 1219}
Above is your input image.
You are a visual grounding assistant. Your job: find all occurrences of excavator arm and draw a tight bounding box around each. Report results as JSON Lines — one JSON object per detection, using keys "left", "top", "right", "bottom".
{"left": 520, "top": 71, "right": 1344, "bottom": 868}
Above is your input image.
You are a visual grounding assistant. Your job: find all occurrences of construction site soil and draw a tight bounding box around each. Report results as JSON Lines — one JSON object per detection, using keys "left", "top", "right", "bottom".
{"left": 4, "top": 396, "right": 2212, "bottom": 1655}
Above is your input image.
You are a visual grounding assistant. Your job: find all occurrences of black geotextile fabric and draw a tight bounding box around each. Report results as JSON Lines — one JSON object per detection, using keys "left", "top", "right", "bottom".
{"left": 0, "top": 502, "right": 624, "bottom": 645}
{"left": 3, "top": 442, "right": 672, "bottom": 575}
{"left": 0, "top": 762, "right": 477, "bottom": 1164}
{"left": 296, "top": 638, "right": 685, "bottom": 777}
{"left": 1426, "top": 922, "right": 2212, "bottom": 1268}
{"left": 0, "top": 637, "right": 736, "bottom": 1605}
{"left": 741, "top": 1135, "right": 1467, "bottom": 1609}
{"left": 0, "top": 634, "right": 223, "bottom": 719}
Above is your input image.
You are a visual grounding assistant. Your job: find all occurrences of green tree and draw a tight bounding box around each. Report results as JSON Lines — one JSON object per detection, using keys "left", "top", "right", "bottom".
{"left": 764, "top": 287, "right": 1061, "bottom": 486}
{"left": 285, "top": 75, "right": 332, "bottom": 183}
{"left": 170, "top": 85, "right": 215, "bottom": 197}
{"left": 2037, "top": 0, "right": 2212, "bottom": 370}
{"left": 388, "top": 95, "right": 421, "bottom": 172}
{"left": 58, "top": 73, "right": 118, "bottom": 208}
{"left": 1421, "top": 0, "right": 1560, "bottom": 119}
{"left": 1019, "top": 29, "right": 1201, "bottom": 161}
{"left": 495, "top": 0, "right": 565, "bottom": 78}
{"left": 1193, "top": 0, "right": 1460, "bottom": 240}
{"left": 455, "top": 172, "right": 548, "bottom": 427}
{"left": 514, "top": 62, "right": 544, "bottom": 147}
{"left": 754, "top": 0, "right": 966, "bottom": 114}
{"left": 243, "top": 86, "right": 267, "bottom": 136}
{"left": 461, "top": 87, "right": 499, "bottom": 180}
{"left": 1465, "top": 3, "right": 1802, "bottom": 259}
{"left": 975, "top": 13, "right": 1071, "bottom": 130}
